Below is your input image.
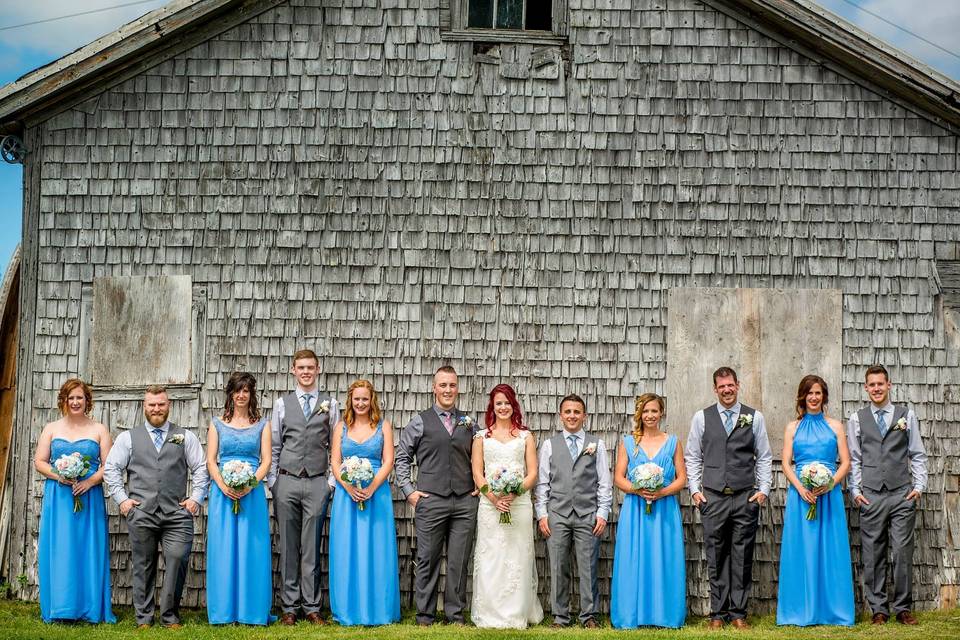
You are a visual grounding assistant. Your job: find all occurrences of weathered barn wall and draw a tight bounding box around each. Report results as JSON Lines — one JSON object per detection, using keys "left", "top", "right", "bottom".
{"left": 5, "top": 0, "right": 960, "bottom": 615}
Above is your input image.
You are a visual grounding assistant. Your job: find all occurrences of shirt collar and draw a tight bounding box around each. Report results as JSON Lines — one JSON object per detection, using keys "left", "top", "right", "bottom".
{"left": 296, "top": 386, "right": 318, "bottom": 400}
{"left": 716, "top": 401, "right": 741, "bottom": 416}
{"left": 433, "top": 404, "right": 456, "bottom": 417}
{"left": 564, "top": 429, "right": 583, "bottom": 441}
{"left": 871, "top": 401, "right": 894, "bottom": 415}
{"left": 145, "top": 421, "right": 169, "bottom": 433}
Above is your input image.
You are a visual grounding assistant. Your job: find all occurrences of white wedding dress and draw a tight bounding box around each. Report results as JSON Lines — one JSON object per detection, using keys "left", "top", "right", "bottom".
{"left": 470, "top": 430, "right": 544, "bottom": 628}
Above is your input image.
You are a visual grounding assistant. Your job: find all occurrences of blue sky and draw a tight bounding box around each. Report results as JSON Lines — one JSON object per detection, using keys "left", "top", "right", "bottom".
{"left": 1, "top": 0, "right": 959, "bottom": 279}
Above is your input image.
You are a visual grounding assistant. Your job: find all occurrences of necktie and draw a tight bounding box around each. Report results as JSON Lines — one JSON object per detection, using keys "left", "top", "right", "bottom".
{"left": 567, "top": 434, "right": 579, "bottom": 459}
{"left": 876, "top": 410, "right": 887, "bottom": 436}
{"left": 722, "top": 410, "right": 735, "bottom": 436}
{"left": 302, "top": 393, "right": 313, "bottom": 418}
{"left": 152, "top": 428, "right": 165, "bottom": 451}
{"left": 441, "top": 412, "right": 453, "bottom": 435}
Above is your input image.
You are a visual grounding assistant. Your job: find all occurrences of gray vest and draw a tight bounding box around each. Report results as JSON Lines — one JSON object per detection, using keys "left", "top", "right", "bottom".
{"left": 701, "top": 404, "right": 757, "bottom": 492}
{"left": 547, "top": 432, "right": 600, "bottom": 518}
{"left": 128, "top": 423, "right": 189, "bottom": 515}
{"left": 857, "top": 404, "right": 910, "bottom": 492}
{"left": 277, "top": 391, "right": 332, "bottom": 477}
{"left": 415, "top": 408, "right": 474, "bottom": 497}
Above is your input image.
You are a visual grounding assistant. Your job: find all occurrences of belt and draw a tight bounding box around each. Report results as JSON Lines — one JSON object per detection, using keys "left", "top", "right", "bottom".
{"left": 278, "top": 469, "right": 323, "bottom": 479}
{"left": 722, "top": 487, "right": 735, "bottom": 495}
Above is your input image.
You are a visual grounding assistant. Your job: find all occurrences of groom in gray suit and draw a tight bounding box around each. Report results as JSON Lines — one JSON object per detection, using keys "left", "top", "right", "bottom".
{"left": 847, "top": 365, "right": 927, "bottom": 626}
{"left": 268, "top": 348, "right": 340, "bottom": 625}
{"left": 534, "top": 394, "right": 612, "bottom": 629}
{"left": 395, "top": 365, "right": 478, "bottom": 626}
{"left": 103, "top": 385, "right": 208, "bottom": 629}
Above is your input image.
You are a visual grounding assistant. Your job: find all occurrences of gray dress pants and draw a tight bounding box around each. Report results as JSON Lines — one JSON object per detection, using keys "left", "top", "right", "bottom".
{"left": 859, "top": 487, "right": 917, "bottom": 616}
{"left": 700, "top": 487, "right": 760, "bottom": 621}
{"left": 274, "top": 474, "right": 332, "bottom": 615}
{"left": 546, "top": 511, "right": 601, "bottom": 625}
{"left": 127, "top": 507, "right": 194, "bottom": 626}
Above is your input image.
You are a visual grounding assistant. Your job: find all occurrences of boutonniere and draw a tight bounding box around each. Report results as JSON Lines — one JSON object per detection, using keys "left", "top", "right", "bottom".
{"left": 582, "top": 442, "right": 597, "bottom": 456}
{"left": 317, "top": 400, "right": 331, "bottom": 414}
{"left": 893, "top": 417, "right": 908, "bottom": 431}
{"left": 735, "top": 414, "right": 753, "bottom": 430}
{"left": 456, "top": 415, "right": 474, "bottom": 429}
{"left": 169, "top": 434, "right": 185, "bottom": 445}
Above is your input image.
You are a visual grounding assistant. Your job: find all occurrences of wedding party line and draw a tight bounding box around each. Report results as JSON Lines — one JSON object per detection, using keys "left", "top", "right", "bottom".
{"left": 35, "top": 351, "right": 927, "bottom": 630}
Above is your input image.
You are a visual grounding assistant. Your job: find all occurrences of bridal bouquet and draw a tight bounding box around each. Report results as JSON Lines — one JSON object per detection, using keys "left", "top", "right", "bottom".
{"left": 53, "top": 452, "right": 91, "bottom": 512}
{"left": 481, "top": 467, "right": 525, "bottom": 524}
{"left": 340, "top": 456, "right": 375, "bottom": 511}
{"left": 799, "top": 462, "right": 834, "bottom": 520}
{"left": 221, "top": 460, "right": 258, "bottom": 515}
{"left": 630, "top": 462, "right": 665, "bottom": 514}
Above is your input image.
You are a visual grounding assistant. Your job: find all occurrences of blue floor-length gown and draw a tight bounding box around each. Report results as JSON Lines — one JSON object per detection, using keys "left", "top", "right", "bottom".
{"left": 329, "top": 422, "right": 401, "bottom": 626}
{"left": 39, "top": 438, "right": 116, "bottom": 623}
{"left": 611, "top": 434, "right": 686, "bottom": 628}
{"left": 777, "top": 412, "right": 855, "bottom": 626}
{"left": 206, "top": 418, "right": 274, "bottom": 625}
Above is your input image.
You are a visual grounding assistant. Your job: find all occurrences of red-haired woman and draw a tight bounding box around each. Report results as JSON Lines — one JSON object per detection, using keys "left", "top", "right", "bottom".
{"left": 328, "top": 379, "right": 400, "bottom": 625}
{"left": 34, "top": 378, "right": 115, "bottom": 623}
{"left": 469, "top": 384, "right": 543, "bottom": 628}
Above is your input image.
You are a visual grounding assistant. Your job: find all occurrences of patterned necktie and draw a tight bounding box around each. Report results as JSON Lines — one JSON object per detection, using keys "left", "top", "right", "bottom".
{"left": 302, "top": 393, "right": 313, "bottom": 418}
{"left": 441, "top": 412, "right": 453, "bottom": 435}
{"left": 152, "top": 428, "right": 165, "bottom": 451}
{"left": 876, "top": 410, "right": 888, "bottom": 436}
{"left": 722, "top": 410, "right": 735, "bottom": 436}
{"left": 567, "top": 434, "right": 579, "bottom": 459}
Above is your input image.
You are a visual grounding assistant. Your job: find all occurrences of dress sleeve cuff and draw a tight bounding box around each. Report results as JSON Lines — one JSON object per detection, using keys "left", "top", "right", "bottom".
{"left": 596, "top": 509, "right": 609, "bottom": 521}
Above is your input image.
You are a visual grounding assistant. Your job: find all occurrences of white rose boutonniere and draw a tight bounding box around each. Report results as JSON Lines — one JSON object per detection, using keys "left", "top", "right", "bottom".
{"left": 893, "top": 417, "right": 908, "bottom": 431}
{"left": 456, "top": 415, "right": 474, "bottom": 429}
{"left": 582, "top": 442, "right": 598, "bottom": 456}
{"left": 169, "top": 434, "right": 185, "bottom": 446}
{"left": 318, "top": 400, "right": 331, "bottom": 414}
{"left": 736, "top": 414, "right": 753, "bottom": 430}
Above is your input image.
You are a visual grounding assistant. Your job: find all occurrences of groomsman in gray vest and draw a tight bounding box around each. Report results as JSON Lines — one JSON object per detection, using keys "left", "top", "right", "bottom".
{"left": 103, "top": 385, "right": 209, "bottom": 629}
{"left": 685, "top": 367, "right": 772, "bottom": 630}
{"left": 267, "top": 348, "right": 340, "bottom": 625}
{"left": 847, "top": 365, "right": 927, "bottom": 626}
{"left": 534, "top": 394, "right": 612, "bottom": 629}
{"left": 395, "top": 365, "right": 478, "bottom": 626}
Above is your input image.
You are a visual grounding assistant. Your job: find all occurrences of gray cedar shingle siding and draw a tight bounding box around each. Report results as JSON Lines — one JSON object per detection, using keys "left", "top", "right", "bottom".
{"left": 6, "top": 0, "right": 960, "bottom": 613}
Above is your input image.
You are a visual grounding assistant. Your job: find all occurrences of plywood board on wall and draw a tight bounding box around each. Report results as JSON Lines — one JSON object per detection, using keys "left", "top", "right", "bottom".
{"left": 666, "top": 287, "right": 843, "bottom": 455}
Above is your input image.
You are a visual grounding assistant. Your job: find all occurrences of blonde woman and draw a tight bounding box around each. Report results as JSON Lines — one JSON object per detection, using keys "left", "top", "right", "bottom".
{"left": 328, "top": 380, "right": 400, "bottom": 625}
{"left": 610, "top": 393, "right": 687, "bottom": 628}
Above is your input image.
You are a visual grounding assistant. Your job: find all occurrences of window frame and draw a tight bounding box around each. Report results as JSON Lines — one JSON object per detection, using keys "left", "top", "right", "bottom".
{"left": 440, "top": 0, "right": 568, "bottom": 45}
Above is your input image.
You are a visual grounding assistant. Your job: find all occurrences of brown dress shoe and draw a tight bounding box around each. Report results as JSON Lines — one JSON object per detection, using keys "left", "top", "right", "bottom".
{"left": 730, "top": 618, "right": 750, "bottom": 629}
{"left": 872, "top": 613, "right": 889, "bottom": 624}
{"left": 550, "top": 622, "right": 567, "bottom": 629}
{"left": 582, "top": 618, "right": 599, "bottom": 629}
{"left": 708, "top": 618, "right": 725, "bottom": 629}
{"left": 896, "top": 611, "right": 919, "bottom": 625}
{"left": 136, "top": 624, "right": 152, "bottom": 630}
{"left": 279, "top": 612, "right": 297, "bottom": 625}
{"left": 305, "top": 612, "right": 326, "bottom": 625}
{"left": 163, "top": 623, "right": 183, "bottom": 630}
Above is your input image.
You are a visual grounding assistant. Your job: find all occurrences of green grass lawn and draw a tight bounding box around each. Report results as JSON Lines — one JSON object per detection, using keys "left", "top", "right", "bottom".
{"left": 0, "top": 602, "right": 957, "bottom": 639}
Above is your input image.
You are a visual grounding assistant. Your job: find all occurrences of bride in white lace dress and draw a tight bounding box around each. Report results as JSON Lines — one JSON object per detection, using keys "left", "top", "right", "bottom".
{"left": 470, "top": 384, "right": 544, "bottom": 628}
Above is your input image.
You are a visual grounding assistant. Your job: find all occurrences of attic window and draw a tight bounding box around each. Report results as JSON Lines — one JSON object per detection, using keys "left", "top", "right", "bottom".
{"left": 441, "top": 0, "right": 568, "bottom": 44}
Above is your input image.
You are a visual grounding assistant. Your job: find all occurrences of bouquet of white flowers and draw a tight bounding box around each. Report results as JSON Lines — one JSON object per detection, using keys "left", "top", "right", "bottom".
{"left": 53, "top": 452, "right": 91, "bottom": 512}
{"left": 799, "top": 462, "right": 834, "bottom": 520}
{"left": 630, "top": 462, "right": 665, "bottom": 515}
{"left": 340, "top": 456, "right": 375, "bottom": 511}
{"left": 221, "top": 460, "right": 258, "bottom": 515}
{"left": 481, "top": 466, "right": 525, "bottom": 524}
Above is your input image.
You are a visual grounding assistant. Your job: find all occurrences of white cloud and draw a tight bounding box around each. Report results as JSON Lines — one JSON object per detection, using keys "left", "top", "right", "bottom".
{"left": 0, "top": 1, "right": 170, "bottom": 57}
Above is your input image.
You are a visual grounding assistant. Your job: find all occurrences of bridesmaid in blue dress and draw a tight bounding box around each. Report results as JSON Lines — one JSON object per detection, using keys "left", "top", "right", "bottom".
{"left": 34, "top": 378, "right": 115, "bottom": 623}
{"left": 205, "top": 372, "right": 274, "bottom": 625}
{"left": 329, "top": 379, "right": 401, "bottom": 626}
{"left": 777, "top": 374, "right": 855, "bottom": 626}
{"left": 611, "top": 393, "right": 687, "bottom": 628}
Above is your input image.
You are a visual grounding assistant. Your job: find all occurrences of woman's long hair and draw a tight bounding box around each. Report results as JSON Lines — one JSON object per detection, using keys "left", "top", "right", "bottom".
{"left": 632, "top": 393, "right": 665, "bottom": 446}
{"left": 484, "top": 384, "right": 527, "bottom": 436}
{"left": 343, "top": 379, "right": 382, "bottom": 428}
{"left": 795, "top": 374, "right": 829, "bottom": 418}
{"left": 222, "top": 372, "right": 261, "bottom": 422}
